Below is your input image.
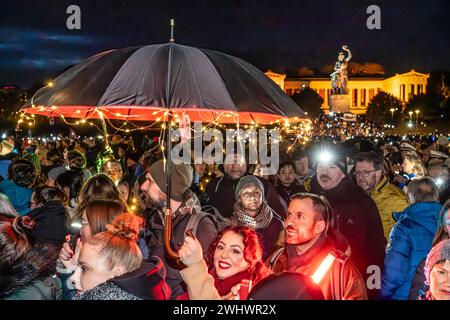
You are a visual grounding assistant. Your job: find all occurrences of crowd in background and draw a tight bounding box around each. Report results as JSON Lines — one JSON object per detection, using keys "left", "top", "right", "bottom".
{"left": 0, "top": 124, "right": 449, "bottom": 301}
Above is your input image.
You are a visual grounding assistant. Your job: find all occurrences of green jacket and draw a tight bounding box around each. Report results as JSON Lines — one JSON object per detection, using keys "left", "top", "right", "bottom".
{"left": 4, "top": 276, "right": 62, "bottom": 300}
{"left": 370, "top": 176, "right": 409, "bottom": 240}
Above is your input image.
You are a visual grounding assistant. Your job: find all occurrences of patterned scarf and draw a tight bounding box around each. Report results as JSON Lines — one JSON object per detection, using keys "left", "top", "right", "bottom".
{"left": 232, "top": 201, "right": 273, "bottom": 230}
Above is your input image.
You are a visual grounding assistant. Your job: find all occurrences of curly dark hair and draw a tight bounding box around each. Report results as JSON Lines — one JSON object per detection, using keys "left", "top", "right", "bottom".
{"left": 205, "top": 226, "right": 270, "bottom": 285}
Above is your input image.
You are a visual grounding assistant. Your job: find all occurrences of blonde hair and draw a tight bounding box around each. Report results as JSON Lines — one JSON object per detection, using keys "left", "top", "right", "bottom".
{"left": 404, "top": 153, "right": 427, "bottom": 177}
{"left": 87, "top": 213, "right": 143, "bottom": 273}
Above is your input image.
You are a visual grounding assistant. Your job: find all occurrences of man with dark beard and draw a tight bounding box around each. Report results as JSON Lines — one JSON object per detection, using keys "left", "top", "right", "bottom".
{"left": 140, "top": 159, "right": 218, "bottom": 299}
{"left": 268, "top": 193, "right": 367, "bottom": 300}
{"left": 304, "top": 144, "right": 386, "bottom": 299}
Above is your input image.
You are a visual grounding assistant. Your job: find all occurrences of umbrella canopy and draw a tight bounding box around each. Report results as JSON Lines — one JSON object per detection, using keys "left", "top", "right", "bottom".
{"left": 21, "top": 43, "right": 306, "bottom": 124}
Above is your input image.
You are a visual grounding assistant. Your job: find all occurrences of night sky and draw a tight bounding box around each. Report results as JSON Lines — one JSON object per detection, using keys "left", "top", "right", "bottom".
{"left": 1, "top": 0, "right": 449, "bottom": 88}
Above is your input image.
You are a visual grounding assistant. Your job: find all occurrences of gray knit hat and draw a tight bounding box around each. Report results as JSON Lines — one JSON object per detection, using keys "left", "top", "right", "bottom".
{"left": 235, "top": 175, "right": 264, "bottom": 201}
{"left": 424, "top": 239, "right": 450, "bottom": 285}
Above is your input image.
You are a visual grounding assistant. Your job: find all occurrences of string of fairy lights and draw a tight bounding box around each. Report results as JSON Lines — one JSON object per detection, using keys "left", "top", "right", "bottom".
{"left": 16, "top": 82, "right": 314, "bottom": 160}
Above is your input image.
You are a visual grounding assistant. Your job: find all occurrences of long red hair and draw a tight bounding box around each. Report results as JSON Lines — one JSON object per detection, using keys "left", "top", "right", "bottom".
{"left": 205, "top": 226, "right": 270, "bottom": 285}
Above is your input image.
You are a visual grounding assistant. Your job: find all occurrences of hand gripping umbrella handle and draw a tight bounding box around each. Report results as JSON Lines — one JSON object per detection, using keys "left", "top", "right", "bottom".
{"left": 164, "top": 208, "right": 196, "bottom": 269}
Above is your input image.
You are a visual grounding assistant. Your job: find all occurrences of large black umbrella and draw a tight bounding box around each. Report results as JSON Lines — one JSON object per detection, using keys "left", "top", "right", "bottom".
{"left": 21, "top": 43, "right": 306, "bottom": 123}
{"left": 21, "top": 42, "right": 308, "bottom": 267}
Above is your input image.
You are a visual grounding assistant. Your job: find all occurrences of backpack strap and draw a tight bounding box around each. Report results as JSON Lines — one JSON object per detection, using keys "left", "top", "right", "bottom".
{"left": 267, "top": 247, "right": 285, "bottom": 271}
{"left": 201, "top": 204, "right": 231, "bottom": 230}
{"left": 184, "top": 211, "right": 218, "bottom": 237}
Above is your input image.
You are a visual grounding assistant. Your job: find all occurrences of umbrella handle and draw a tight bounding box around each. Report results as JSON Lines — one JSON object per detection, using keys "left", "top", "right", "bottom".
{"left": 163, "top": 208, "right": 186, "bottom": 269}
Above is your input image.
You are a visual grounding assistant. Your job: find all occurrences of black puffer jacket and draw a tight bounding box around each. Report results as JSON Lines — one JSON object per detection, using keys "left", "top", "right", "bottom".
{"left": 73, "top": 256, "right": 171, "bottom": 300}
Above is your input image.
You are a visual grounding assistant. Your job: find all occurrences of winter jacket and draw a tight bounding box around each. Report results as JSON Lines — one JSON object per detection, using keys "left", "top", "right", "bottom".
{"left": 380, "top": 202, "right": 442, "bottom": 300}
{"left": 275, "top": 182, "right": 304, "bottom": 212}
{"left": 0, "top": 179, "right": 33, "bottom": 215}
{"left": 26, "top": 201, "right": 69, "bottom": 246}
{"left": 180, "top": 260, "right": 221, "bottom": 300}
{"left": 370, "top": 176, "right": 409, "bottom": 240}
{"left": 307, "top": 174, "right": 386, "bottom": 297}
{"left": 1, "top": 245, "right": 62, "bottom": 300}
{"left": 205, "top": 175, "right": 285, "bottom": 219}
{"left": 268, "top": 235, "right": 368, "bottom": 300}
{"left": 72, "top": 257, "right": 171, "bottom": 300}
{"left": 147, "top": 191, "right": 218, "bottom": 299}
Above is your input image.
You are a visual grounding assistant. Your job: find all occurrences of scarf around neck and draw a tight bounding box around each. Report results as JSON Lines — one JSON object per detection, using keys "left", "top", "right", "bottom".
{"left": 210, "top": 267, "right": 251, "bottom": 297}
{"left": 233, "top": 201, "right": 273, "bottom": 230}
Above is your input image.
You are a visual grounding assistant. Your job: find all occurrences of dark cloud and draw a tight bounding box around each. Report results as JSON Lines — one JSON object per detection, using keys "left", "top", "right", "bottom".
{"left": 0, "top": 0, "right": 449, "bottom": 88}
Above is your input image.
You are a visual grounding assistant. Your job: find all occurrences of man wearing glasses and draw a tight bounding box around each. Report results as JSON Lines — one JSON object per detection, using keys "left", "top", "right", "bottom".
{"left": 355, "top": 152, "right": 408, "bottom": 241}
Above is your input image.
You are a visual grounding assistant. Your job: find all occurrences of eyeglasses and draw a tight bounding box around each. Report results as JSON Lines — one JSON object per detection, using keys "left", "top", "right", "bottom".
{"left": 353, "top": 170, "right": 376, "bottom": 178}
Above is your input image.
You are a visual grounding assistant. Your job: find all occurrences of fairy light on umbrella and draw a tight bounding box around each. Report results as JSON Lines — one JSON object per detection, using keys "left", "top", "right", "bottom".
{"left": 20, "top": 20, "right": 309, "bottom": 267}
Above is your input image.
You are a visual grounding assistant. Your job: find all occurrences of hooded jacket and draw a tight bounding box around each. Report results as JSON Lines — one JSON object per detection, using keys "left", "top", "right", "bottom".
{"left": 0, "top": 179, "right": 33, "bottom": 215}
{"left": 307, "top": 174, "right": 386, "bottom": 297}
{"left": 72, "top": 257, "right": 171, "bottom": 300}
{"left": 1, "top": 245, "right": 62, "bottom": 300}
{"left": 380, "top": 202, "right": 442, "bottom": 300}
{"left": 26, "top": 201, "right": 69, "bottom": 246}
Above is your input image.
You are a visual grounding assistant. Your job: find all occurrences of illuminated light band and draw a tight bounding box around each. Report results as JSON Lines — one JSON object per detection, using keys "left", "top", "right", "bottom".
{"left": 311, "top": 252, "right": 336, "bottom": 284}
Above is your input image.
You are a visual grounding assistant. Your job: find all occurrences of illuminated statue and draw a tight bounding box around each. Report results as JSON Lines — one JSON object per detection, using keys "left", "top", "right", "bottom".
{"left": 331, "top": 45, "right": 352, "bottom": 94}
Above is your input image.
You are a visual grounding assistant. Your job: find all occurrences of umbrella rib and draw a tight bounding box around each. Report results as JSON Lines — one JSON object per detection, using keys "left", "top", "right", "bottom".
{"left": 181, "top": 47, "right": 204, "bottom": 107}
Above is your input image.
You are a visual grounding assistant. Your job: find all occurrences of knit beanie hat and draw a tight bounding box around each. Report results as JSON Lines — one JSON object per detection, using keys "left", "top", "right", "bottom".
{"left": 424, "top": 239, "right": 450, "bottom": 285}
{"left": 235, "top": 175, "right": 264, "bottom": 201}
{"left": 148, "top": 159, "right": 193, "bottom": 202}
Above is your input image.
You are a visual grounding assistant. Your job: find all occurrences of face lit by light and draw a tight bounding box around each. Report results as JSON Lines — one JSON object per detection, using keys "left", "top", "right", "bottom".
{"left": 295, "top": 157, "right": 309, "bottom": 177}
{"left": 239, "top": 185, "right": 263, "bottom": 217}
{"left": 285, "top": 198, "right": 325, "bottom": 245}
{"left": 429, "top": 260, "right": 450, "bottom": 300}
{"left": 277, "top": 164, "right": 296, "bottom": 187}
{"left": 355, "top": 161, "right": 382, "bottom": 193}
{"left": 317, "top": 162, "right": 345, "bottom": 191}
{"left": 70, "top": 243, "right": 122, "bottom": 293}
{"left": 213, "top": 231, "right": 250, "bottom": 280}
{"left": 224, "top": 155, "right": 247, "bottom": 180}
{"left": 140, "top": 172, "right": 166, "bottom": 208}
{"left": 402, "top": 158, "right": 414, "bottom": 174}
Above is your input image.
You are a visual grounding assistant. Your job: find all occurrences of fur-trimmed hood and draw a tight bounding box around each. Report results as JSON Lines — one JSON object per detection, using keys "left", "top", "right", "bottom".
{"left": 0, "top": 244, "right": 59, "bottom": 298}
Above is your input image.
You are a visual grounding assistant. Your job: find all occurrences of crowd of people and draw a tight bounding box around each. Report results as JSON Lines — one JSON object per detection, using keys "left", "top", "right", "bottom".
{"left": 0, "top": 128, "right": 450, "bottom": 300}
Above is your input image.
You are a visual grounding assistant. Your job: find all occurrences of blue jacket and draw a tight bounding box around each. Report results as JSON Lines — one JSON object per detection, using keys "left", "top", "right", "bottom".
{"left": 0, "top": 179, "right": 33, "bottom": 215}
{"left": 380, "top": 202, "right": 442, "bottom": 300}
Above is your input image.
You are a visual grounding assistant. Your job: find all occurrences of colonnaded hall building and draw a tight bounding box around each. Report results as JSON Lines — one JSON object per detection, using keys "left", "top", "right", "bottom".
{"left": 265, "top": 64, "right": 429, "bottom": 114}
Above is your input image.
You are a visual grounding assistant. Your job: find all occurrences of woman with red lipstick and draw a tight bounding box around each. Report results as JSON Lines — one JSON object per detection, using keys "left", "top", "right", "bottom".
{"left": 179, "top": 226, "right": 270, "bottom": 300}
